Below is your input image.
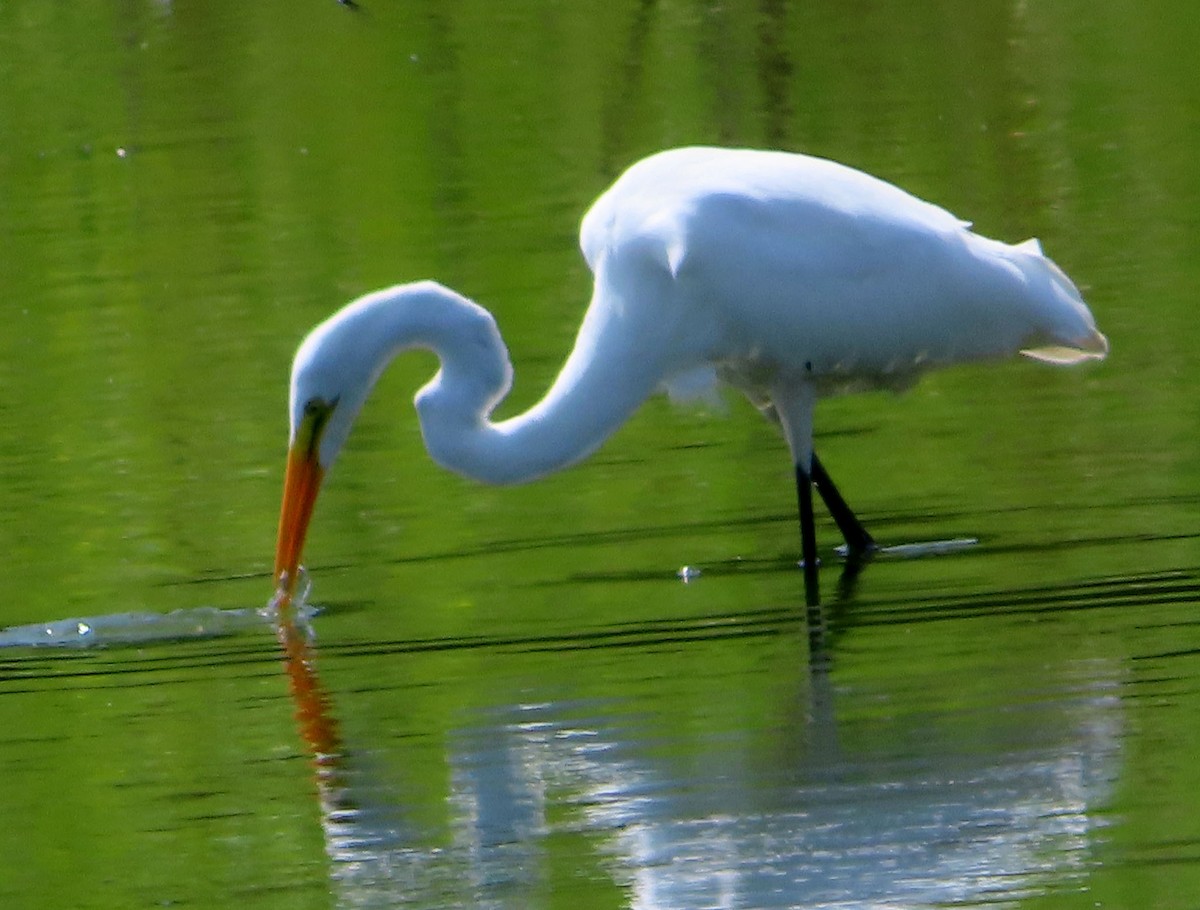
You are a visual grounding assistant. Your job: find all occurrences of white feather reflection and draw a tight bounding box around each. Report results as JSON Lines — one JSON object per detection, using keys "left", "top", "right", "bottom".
{"left": 443, "top": 703, "right": 1115, "bottom": 909}
{"left": 305, "top": 660, "right": 1117, "bottom": 909}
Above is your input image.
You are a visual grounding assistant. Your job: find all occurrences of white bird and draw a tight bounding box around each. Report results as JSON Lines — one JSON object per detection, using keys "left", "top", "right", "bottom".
{"left": 273, "top": 146, "right": 1107, "bottom": 606}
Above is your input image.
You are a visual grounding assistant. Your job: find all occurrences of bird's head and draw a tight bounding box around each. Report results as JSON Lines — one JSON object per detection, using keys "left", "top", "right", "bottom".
{"left": 273, "top": 301, "right": 384, "bottom": 600}
{"left": 271, "top": 280, "right": 508, "bottom": 601}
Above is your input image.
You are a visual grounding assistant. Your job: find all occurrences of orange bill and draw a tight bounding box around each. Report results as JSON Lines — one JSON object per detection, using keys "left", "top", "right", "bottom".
{"left": 273, "top": 442, "right": 325, "bottom": 602}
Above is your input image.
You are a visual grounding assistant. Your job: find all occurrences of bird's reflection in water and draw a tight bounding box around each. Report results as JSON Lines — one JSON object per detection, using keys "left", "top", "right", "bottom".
{"left": 446, "top": 668, "right": 1116, "bottom": 909}
{"left": 274, "top": 612, "right": 411, "bottom": 894}
{"left": 272, "top": 606, "right": 1117, "bottom": 910}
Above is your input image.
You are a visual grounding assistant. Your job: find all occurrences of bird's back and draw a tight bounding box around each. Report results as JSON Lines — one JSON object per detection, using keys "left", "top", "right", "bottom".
{"left": 579, "top": 147, "right": 1105, "bottom": 398}
{"left": 581, "top": 147, "right": 969, "bottom": 268}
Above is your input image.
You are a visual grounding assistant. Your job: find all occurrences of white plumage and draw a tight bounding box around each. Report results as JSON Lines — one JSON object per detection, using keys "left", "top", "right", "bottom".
{"left": 274, "top": 146, "right": 1107, "bottom": 605}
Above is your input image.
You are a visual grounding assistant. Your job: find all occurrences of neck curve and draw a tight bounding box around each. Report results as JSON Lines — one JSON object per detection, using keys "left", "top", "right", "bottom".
{"left": 309, "top": 281, "right": 665, "bottom": 485}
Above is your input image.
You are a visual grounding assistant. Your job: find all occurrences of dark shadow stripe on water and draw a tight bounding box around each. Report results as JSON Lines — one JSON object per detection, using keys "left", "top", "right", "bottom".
{"left": 832, "top": 569, "right": 1200, "bottom": 630}
{"left": 172, "top": 490, "right": 1200, "bottom": 589}
{"left": 310, "top": 609, "right": 810, "bottom": 662}
{"left": 536, "top": 532, "right": 1200, "bottom": 588}
{"left": 0, "top": 639, "right": 287, "bottom": 692}
{"left": 5, "top": 570, "right": 1194, "bottom": 694}
{"left": 206, "top": 566, "right": 1200, "bottom": 667}
{"left": 224, "top": 568, "right": 1200, "bottom": 663}
{"left": 0, "top": 614, "right": 805, "bottom": 697}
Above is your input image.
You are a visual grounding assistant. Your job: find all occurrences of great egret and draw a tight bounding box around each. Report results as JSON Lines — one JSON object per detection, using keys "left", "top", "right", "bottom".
{"left": 273, "top": 146, "right": 1107, "bottom": 606}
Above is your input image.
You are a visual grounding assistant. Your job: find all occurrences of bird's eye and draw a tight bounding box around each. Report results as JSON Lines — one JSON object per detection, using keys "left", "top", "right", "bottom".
{"left": 296, "top": 397, "right": 339, "bottom": 459}
{"left": 303, "top": 395, "right": 341, "bottom": 417}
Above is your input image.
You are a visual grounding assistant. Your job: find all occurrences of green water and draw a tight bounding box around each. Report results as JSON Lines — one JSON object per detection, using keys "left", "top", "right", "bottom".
{"left": 2, "top": 1, "right": 1199, "bottom": 908}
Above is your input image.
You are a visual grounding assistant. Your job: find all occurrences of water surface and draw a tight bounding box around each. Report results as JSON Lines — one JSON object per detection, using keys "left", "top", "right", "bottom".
{"left": 2, "top": 2, "right": 1200, "bottom": 908}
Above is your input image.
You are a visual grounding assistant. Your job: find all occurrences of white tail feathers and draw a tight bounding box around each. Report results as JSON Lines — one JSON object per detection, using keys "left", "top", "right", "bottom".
{"left": 1008, "top": 237, "right": 1108, "bottom": 365}
{"left": 1022, "top": 327, "right": 1109, "bottom": 364}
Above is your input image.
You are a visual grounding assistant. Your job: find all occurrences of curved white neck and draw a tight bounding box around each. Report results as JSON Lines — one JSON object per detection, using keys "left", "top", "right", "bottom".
{"left": 318, "top": 282, "right": 665, "bottom": 485}
{"left": 419, "top": 284, "right": 670, "bottom": 484}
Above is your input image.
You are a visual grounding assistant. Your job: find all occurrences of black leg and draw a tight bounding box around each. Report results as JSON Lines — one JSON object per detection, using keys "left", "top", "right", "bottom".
{"left": 810, "top": 453, "right": 876, "bottom": 555}
{"left": 794, "top": 462, "right": 820, "bottom": 607}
